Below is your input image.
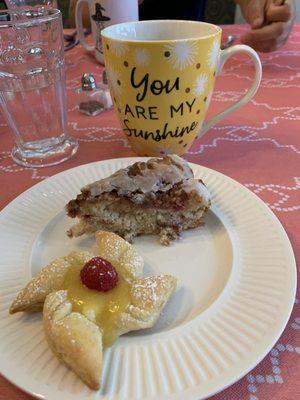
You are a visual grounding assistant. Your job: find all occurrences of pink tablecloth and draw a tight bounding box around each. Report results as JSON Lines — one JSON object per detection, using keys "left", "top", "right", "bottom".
{"left": 0, "top": 24, "right": 299, "bottom": 400}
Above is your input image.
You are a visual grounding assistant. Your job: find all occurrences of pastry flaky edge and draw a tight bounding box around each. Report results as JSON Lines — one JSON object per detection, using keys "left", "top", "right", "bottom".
{"left": 9, "top": 231, "right": 177, "bottom": 390}
{"left": 9, "top": 230, "right": 144, "bottom": 315}
{"left": 43, "top": 290, "right": 103, "bottom": 390}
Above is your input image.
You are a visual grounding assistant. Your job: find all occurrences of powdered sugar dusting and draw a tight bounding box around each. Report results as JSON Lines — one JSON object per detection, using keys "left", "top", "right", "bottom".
{"left": 131, "top": 276, "right": 177, "bottom": 310}
{"left": 11, "top": 231, "right": 178, "bottom": 389}
{"left": 96, "top": 231, "right": 143, "bottom": 282}
{"left": 115, "top": 275, "right": 177, "bottom": 331}
{"left": 10, "top": 251, "right": 94, "bottom": 313}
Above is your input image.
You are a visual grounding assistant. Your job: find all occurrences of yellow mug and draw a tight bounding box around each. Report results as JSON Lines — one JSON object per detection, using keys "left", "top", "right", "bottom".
{"left": 102, "top": 20, "right": 262, "bottom": 156}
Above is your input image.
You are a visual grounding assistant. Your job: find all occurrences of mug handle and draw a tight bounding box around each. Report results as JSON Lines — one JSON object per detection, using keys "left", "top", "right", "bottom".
{"left": 75, "top": 0, "right": 95, "bottom": 52}
{"left": 201, "top": 44, "right": 262, "bottom": 137}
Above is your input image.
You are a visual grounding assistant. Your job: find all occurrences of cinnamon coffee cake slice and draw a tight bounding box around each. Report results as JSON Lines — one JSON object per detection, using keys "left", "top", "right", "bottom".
{"left": 66, "top": 155, "right": 211, "bottom": 245}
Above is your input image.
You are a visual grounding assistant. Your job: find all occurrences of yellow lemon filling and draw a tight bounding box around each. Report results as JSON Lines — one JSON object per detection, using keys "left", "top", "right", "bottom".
{"left": 62, "top": 260, "right": 131, "bottom": 347}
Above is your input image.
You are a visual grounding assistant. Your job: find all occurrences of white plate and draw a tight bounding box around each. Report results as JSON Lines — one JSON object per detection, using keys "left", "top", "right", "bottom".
{"left": 0, "top": 158, "right": 296, "bottom": 400}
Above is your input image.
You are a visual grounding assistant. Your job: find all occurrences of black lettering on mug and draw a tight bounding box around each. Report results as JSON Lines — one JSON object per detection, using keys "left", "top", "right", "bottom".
{"left": 123, "top": 118, "right": 198, "bottom": 141}
{"left": 130, "top": 67, "right": 180, "bottom": 102}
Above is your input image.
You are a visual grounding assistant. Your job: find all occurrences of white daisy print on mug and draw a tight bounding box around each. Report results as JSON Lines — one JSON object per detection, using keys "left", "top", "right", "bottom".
{"left": 194, "top": 74, "right": 208, "bottom": 96}
{"left": 208, "top": 39, "right": 220, "bottom": 70}
{"left": 134, "top": 48, "right": 150, "bottom": 66}
{"left": 108, "top": 40, "right": 129, "bottom": 57}
{"left": 164, "top": 41, "right": 198, "bottom": 70}
{"left": 106, "top": 65, "right": 122, "bottom": 96}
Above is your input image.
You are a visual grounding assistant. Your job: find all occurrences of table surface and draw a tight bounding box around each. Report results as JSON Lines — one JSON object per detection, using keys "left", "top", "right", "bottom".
{"left": 0, "top": 24, "right": 299, "bottom": 400}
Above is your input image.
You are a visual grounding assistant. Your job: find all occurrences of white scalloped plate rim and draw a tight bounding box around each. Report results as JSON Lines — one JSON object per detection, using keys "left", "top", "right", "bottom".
{"left": 0, "top": 157, "right": 296, "bottom": 400}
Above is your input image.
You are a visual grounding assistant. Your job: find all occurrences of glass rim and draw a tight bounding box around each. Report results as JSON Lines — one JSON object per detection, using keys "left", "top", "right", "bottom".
{"left": 0, "top": 8, "right": 61, "bottom": 28}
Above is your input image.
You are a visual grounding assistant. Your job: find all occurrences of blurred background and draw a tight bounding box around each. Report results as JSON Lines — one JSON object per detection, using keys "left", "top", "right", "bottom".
{"left": 0, "top": 0, "right": 298, "bottom": 28}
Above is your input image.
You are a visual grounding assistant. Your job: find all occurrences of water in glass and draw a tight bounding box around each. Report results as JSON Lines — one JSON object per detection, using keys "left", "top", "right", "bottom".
{"left": 0, "top": 9, "right": 78, "bottom": 167}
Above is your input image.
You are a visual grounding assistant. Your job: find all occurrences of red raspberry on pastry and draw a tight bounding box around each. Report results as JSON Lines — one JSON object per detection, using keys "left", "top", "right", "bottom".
{"left": 80, "top": 256, "right": 118, "bottom": 292}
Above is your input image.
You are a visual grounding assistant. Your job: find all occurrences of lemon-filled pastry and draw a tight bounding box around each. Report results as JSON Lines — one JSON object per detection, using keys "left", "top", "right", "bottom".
{"left": 10, "top": 231, "right": 177, "bottom": 390}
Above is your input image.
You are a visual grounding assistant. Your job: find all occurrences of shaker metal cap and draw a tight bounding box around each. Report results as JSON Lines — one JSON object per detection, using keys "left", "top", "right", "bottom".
{"left": 81, "top": 73, "right": 97, "bottom": 90}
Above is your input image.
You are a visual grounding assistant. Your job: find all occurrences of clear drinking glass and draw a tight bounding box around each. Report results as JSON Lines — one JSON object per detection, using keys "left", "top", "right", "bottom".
{"left": 5, "top": 1, "right": 57, "bottom": 10}
{"left": 0, "top": 8, "right": 78, "bottom": 167}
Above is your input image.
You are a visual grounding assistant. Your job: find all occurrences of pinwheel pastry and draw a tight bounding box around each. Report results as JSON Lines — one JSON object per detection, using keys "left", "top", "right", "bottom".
{"left": 66, "top": 155, "right": 211, "bottom": 245}
{"left": 10, "top": 231, "right": 177, "bottom": 390}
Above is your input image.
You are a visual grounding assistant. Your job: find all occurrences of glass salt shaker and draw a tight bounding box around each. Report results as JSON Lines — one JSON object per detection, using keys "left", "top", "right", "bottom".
{"left": 78, "top": 73, "right": 112, "bottom": 116}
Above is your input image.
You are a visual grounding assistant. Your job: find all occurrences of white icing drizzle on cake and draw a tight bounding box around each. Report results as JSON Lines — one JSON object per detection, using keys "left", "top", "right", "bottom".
{"left": 181, "top": 180, "right": 211, "bottom": 206}
{"left": 81, "top": 155, "right": 211, "bottom": 207}
{"left": 83, "top": 155, "right": 194, "bottom": 196}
